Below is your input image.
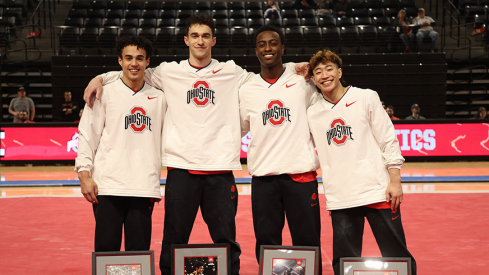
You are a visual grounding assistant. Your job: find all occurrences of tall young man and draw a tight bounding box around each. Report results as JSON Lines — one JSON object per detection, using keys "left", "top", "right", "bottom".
{"left": 306, "top": 49, "right": 417, "bottom": 275}
{"left": 76, "top": 35, "right": 166, "bottom": 252}
{"left": 239, "top": 25, "right": 322, "bottom": 269}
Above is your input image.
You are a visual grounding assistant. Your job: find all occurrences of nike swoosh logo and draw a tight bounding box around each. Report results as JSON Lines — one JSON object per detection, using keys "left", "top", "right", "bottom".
{"left": 231, "top": 195, "right": 236, "bottom": 199}
{"left": 148, "top": 96, "right": 157, "bottom": 100}
{"left": 346, "top": 101, "right": 357, "bottom": 107}
{"left": 392, "top": 215, "right": 399, "bottom": 220}
{"left": 212, "top": 69, "right": 222, "bottom": 74}
{"left": 311, "top": 202, "right": 318, "bottom": 207}
{"left": 286, "top": 83, "right": 296, "bottom": 88}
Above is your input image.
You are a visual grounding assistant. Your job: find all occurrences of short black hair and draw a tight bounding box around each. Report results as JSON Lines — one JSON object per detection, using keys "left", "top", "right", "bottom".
{"left": 253, "top": 24, "right": 285, "bottom": 47}
{"left": 116, "top": 35, "right": 153, "bottom": 59}
{"left": 194, "top": 261, "right": 204, "bottom": 270}
{"left": 186, "top": 13, "right": 215, "bottom": 37}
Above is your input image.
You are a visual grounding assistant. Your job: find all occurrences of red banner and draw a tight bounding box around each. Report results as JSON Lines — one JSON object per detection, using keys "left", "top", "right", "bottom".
{"left": 1, "top": 122, "right": 488, "bottom": 161}
{"left": 394, "top": 123, "right": 489, "bottom": 156}
{"left": 0, "top": 127, "right": 79, "bottom": 160}
{"left": 240, "top": 122, "right": 489, "bottom": 158}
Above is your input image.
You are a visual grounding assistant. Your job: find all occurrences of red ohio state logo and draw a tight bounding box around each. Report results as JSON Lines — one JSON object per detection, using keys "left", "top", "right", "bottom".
{"left": 187, "top": 80, "right": 216, "bottom": 106}
{"left": 124, "top": 106, "right": 152, "bottom": 132}
{"left": 262, "top": 99, "right": 291, "bottom": 126}
{"left": 326, "top": 118, "right": 353, "bottom": 145}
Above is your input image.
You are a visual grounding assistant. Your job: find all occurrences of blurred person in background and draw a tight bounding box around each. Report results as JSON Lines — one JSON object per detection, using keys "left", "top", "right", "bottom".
{"left": 474, "top": 106, "right": 487, "bottom": 119}
{"left": 61, "top": 91, "right": 78, "bottom": 122}
{"left": 17, "top": 110, "right": 35, "bottom": 123}
{"left": 412, "top": 8, "right": 438, "bottom": 53}
{"left": 386, "top": 105, "right": 400, "bottom": 120}
{"left": 264, "top": 0, "right": 281, "bottom": 19}
{"left": 9, "top": 86, "right": 35, "bottom": 123}
{"left": 405, "top": 103, "right": 426, "bottom": 120}
{"left": 392, "top": 10, "right": 415, "bottom": 53}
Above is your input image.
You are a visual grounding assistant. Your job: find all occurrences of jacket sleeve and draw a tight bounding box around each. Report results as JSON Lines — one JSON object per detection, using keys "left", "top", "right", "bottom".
{"left": 306, "top": 81, "right": 320, "bottom": 107}
{"left": 75, "top": 91, "right": 107, "bottom": 173}
{"left": 367, "top": 91, "right": 404, "bottom": 169}
{"left": 235, "top": 63, "right": 256, "bottom": 88}
{"left": 238, "top": 89, "right": 251, "bottom": 137}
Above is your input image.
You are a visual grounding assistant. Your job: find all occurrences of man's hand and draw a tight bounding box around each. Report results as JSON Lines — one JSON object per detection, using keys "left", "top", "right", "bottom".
{"left": 79, "top": 171, "right": 99, "bottom": 204}
{"left": 83, "top": 76, "right": 104, "bottom": 108}
{"left": 295, "top": 62, "right": 312, "bottom": 80}
{"left": 386, "top": 168, "right": 403, "bottom": 211}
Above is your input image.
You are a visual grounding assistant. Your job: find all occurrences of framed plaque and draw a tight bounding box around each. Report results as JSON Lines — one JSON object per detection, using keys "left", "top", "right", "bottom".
{"left": 92, "top": 250, "right": 155, "bottom": 275}
{"left": 259, "top": 245, "right": 319, "bottom": 275}
{"left": 172, "top": 243, "right": 230, "bottom": 275}
{"left": 340, "top": 257, "right": 412, "bottom": 275}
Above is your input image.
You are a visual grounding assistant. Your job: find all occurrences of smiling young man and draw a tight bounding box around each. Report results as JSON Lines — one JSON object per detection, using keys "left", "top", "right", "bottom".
{"left": 239, "top": 25, "right": 322, "bottom": 269}
{"left": 306, "top": 49, "right": 416, "bottom": 275}
{"left": 75, "top": 35, "right": 166, "bottom": 253}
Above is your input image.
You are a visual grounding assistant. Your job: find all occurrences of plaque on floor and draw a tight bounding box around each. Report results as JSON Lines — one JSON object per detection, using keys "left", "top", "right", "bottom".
{"left": 92, "top": 250, "right": 155, "bottom": 275}
{"left": 340, "top": 257, "right": 412, "bottom": 275}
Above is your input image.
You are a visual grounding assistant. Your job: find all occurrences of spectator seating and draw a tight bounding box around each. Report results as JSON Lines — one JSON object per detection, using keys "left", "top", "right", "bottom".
{"left": 56, "top": 0, "right": 433, "bottom": 55}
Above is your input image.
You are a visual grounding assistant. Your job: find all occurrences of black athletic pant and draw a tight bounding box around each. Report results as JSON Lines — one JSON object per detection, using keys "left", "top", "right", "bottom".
{"left": 252, "top": 174, "right": 322, "bottom": 274}
{"left": 331, "top": 206, "right": 417, "bottom": 275}
{"left": 160, "top": 169, "right": 241, "bottom": 275}
{"left": 92, "top": 195, "right": 155, "bottom": 252}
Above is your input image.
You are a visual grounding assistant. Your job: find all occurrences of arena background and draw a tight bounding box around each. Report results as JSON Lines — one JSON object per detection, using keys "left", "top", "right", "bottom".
{"left": 1, "top": 0, "right": 488, "bottom": 274}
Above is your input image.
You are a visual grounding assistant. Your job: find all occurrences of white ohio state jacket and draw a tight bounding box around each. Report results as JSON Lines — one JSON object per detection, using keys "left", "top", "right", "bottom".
{"left": 101, "top": 60, "right": 297, "bottom": 171}
{"left": 307, "top": 86, "right": 404, "bottom": 210}
{"left": 76, "top": 80, "right": 167, "bottom": 198}
{"left": 239, "top": 68, "right": 319, "bottom": 176}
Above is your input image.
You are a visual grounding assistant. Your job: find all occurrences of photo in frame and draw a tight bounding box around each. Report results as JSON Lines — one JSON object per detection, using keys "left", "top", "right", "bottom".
{"left": 259, "top": 245, "right": 319, "bottom": 275}
{"left": 172, "top": 243, "right": 230, "bottom": 275}
{"left": 92, "top": 250, "right": 155, "bottom": 275}
{"left": 340, "top": 257, "right": 412, "bottom": 275}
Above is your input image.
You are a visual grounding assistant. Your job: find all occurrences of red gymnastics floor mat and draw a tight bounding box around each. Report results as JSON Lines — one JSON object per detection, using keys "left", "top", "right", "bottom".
{"left": 0, "top": 193, "right": 488, "bottom": 274}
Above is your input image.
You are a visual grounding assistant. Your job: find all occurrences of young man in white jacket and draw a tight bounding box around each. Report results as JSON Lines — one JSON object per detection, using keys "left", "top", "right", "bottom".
{"left": 76, "top": 35, "right": 167, "bottom": 252}
{"left": 306, "top": 49, "right": 417, "bottom": 275}
{"left": 239, "top": 25, "right": 322, "bottom": 270}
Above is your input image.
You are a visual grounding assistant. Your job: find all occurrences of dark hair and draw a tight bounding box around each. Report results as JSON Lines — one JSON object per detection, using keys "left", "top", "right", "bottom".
{"left": 253, "top": 24, "right": 285, "bottom": 46}
{"left": 475, "top": 106, "right": 487, "bottom": 118}
{"left": 19, "top": 110, "right": 28, "bottom": 114}
{"left": 194, "top": 261, "right": 204, "bottom": 270}
{"left": 116, "top": 35, "right": 153, "bottom": 59}
{"left": 387, "top": 105, "right": 394, "bottom": 110}
{"left": 186, "top": 13, "right": 215, "bottom": 37}
{"left": 309, "top": 49, "right": 347, "bottom": 89}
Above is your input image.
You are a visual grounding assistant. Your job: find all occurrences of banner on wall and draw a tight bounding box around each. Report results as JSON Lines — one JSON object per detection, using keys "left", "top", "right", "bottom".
{"left": 1, "top": 122, "right": 489, "bottom": 161}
